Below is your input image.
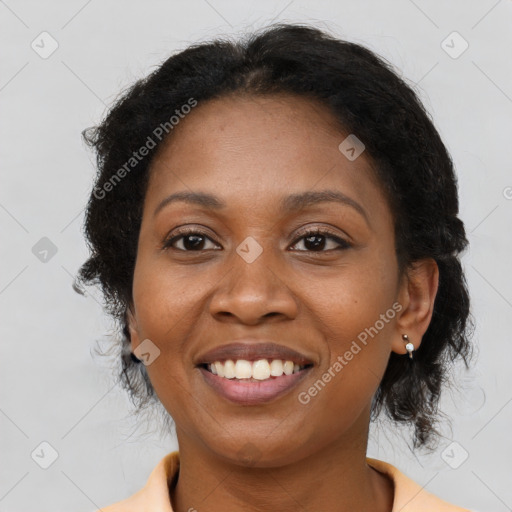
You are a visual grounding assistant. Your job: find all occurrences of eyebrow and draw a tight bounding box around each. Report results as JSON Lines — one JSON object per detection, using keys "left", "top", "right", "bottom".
{"left": 153, "top": 189, "right": 370, "bottom": 226}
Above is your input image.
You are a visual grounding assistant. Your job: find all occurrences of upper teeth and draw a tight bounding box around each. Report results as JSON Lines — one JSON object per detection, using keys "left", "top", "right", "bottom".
{"left": 208, "top": 359, "right": 305, "bottom": 380}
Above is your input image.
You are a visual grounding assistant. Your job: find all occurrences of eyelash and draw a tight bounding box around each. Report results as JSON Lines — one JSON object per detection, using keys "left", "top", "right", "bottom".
{"left": 162, "top": 226, "right": 351, "bottom": 253}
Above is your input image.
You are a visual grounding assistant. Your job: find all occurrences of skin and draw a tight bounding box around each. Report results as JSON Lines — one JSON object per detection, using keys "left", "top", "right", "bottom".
{"left": 127, "top": 93, "right": 439, "bottom": 512}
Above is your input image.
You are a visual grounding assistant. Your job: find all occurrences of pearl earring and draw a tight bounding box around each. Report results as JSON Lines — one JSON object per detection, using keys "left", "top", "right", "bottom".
{"left": 402, "top": 334, "right": 414, "bottom": 359}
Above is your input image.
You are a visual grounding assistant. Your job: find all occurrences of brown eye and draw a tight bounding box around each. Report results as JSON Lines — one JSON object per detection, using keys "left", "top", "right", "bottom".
{"left": 162, "top": 227, "right": 350, "bottom": 253}
{"left": 290, "top": 228, "right": 351, "bottom": 252}
{"left": 163, "top": 229, "right": 220, "bottom": 251}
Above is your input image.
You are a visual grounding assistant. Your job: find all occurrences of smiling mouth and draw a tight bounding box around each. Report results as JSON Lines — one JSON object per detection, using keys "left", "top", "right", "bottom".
{"left": 198, "top": 359, "right": 314, "bottom": 405}
{"left": 199, "top": 358, "right": 313, "bottom": 381}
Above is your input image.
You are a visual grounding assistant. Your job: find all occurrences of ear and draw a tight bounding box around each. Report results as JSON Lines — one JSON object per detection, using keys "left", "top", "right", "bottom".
{"left": 391, "top": 258, "right": 439, "bottom": 355}
{"left": 126, "top": 304, "right": 141, "bottom": 350}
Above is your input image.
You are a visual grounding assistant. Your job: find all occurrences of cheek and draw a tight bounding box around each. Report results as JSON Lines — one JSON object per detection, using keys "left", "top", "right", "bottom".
{"left": 130, "top": 262, "right": 195, "bottom": 421}
{"left": 307, "top": 250, "right": 398, "bottom": 343}
{"left": 295, "top": 301, "right": 394, "bottom": 442}
{"left": 130, "top": 255, "right": 220, "bottom": 396}
{"left": 299, "top": 253, "right": 397, "bottom": 402}
{"left": 132, "top": 254, "right": 204, "bottom": 336}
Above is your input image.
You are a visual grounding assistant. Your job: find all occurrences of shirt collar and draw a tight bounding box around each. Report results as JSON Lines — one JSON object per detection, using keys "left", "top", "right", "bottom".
{"left": 109, "top": 451, "right": 469, "bottom": 512}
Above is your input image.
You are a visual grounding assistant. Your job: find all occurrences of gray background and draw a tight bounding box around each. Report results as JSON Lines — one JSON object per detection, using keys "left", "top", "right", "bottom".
{"left": 1, "top": 1, "right": 511, "bottom": 511}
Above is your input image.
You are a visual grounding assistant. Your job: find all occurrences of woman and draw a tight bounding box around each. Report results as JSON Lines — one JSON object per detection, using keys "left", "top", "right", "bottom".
{"left": 76, "top": 23, "right": 479, "bottom": 512}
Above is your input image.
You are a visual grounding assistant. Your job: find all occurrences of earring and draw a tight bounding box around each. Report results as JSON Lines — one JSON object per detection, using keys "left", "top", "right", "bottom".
{"left": 402, "top": 334, "right": 414, "bottom": 359}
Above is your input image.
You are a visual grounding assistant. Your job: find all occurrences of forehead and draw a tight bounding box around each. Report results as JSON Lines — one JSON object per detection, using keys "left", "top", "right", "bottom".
{"left": 151, "top": 93, "right": 353, "bottom": 170}
{"left": 145, "top": 94, "right": 390, "bottom": 224}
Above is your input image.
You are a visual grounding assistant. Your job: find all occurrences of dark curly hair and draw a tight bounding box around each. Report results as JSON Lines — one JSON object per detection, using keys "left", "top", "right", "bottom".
{"left": 75, "top": 23, "right": 475, "bottom": 450}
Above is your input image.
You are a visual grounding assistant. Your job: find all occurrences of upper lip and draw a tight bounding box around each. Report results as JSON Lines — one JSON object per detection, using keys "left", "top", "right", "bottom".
{"left": 195, "top": 340, "right": 315, "bottom": 366}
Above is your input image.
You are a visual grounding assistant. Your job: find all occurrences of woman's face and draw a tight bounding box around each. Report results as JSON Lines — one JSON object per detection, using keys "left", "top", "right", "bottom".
{"left": 128, "top": 93, "right": 412, "bottom": 466}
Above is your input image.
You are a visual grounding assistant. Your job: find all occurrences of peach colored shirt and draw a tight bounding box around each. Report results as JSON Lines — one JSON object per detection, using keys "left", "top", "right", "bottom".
{"left": 98, "top": 451, "right": 478, "bottom": 512}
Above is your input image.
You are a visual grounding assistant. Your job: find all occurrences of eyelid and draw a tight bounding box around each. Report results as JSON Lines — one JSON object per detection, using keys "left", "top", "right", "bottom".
{"left": 162, "top": 224, "right": 351, "bottom": 252}
{"left": 289, "top": 226, "right": 351, "bottom": 250}
{"left": 291, "top": 224, "right": 348, "bottom": 242}
{"left": 161, "top": 225, "right": 221, "bottom": 251}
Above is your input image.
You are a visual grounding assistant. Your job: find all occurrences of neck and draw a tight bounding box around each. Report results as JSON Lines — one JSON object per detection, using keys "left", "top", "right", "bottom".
{"left": 171, "top": 413, "right": 394, "bottom": 512}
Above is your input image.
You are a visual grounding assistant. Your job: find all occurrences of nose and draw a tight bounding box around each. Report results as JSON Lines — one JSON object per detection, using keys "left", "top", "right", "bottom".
{"left": 209, "top": 247, "right": 299, "bottom": 325}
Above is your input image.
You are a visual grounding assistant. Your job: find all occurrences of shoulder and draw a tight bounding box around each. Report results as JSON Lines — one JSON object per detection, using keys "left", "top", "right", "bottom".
{"left": 94, "top": 486, "right": 159, "bottom": 512}
{"left": 366, "top": 457, "right": 473, "bottom": 512}
{"left": 95, "top": 451, "right": 180, "bottom": 512}
{"left": 97, "top": 494, "right": 143, "bottom": 512}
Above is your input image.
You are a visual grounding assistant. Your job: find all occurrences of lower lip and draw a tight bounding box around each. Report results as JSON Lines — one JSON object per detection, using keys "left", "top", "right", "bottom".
{"left": 198, "top": 366, "right": 312, "bottom": 405}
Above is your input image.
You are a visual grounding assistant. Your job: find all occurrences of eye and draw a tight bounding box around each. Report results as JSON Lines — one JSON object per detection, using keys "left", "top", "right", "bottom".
{"left": 162, "top": 227, "right": 220, "bottom": 251}
{"left": 162, "top": 226, "right": 351, "bottom": 253}
{"left": 290, "top": 227, "right": 351, "bottom": 252}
